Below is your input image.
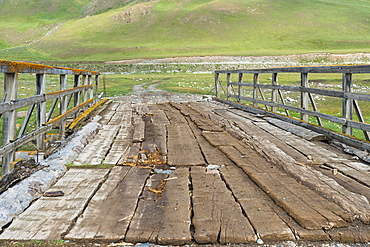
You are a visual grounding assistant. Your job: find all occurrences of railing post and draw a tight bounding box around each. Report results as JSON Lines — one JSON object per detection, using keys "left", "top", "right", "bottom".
{"left": 253, "top": 73, "right": 259, "bottom": 107}
{"left": 88, "top": 75, "right": 93, "bottom": 104}
{"left": 2, "top": 72, "right": 18, "bottom": 175}
{"left": 94, "top": 75, "right": 99, "bottom": 104}
{"left": 215, "top": 72, "right": 220, "bottom": 98}
{"left": 301, "top": 73, "right": 309, "bottom": 122}
{"left": 74, "top": 75, "right": 81, "bottom": 118}
{"left": 271, "top": 73, "right": 278, "bottom": 112}
{"left": 237, "top": 73, "right": 243, "bottom": 103}
{"left": 36, "top": 73, "right": 46, "bottom": 151}
{"left": 59, "top": 74, "right": 67, "bottom": 137}
{"left": 226, "top": 73, "right": 231, "bottom": 100}
{"left": 82, "top": 75, "right": 88, "bottom": 103}
{"left": 342, "top": 73, "right": 353, "bottom": 135}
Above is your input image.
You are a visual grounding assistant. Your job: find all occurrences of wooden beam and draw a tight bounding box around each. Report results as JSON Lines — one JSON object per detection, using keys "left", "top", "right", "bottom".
{"left": 308, "top": 93, "right": 323, "bottom": 126}
{"left": 214, "top": 97, "right": 370, "bottom": 152}
{"left": 0, "top": 86, "right": 92, "bottom": 115}
{"left": 342, "top": 73, "right": 353, "bottom": 135}
{"left": 226, "top": 73, "right": 231, "bottom": 100}
{"left": 0, "top": 59, "right": 99, "bottom": 75}
{"left": 301, "top": 73, "right": 309, "bottom": 122}
{"left": 215, "top": 72, "right": 220, "bottom": 98}
{"left": 353, "top": 99, "right": 370, "bottom": 141}
{"left": 2, "top": 73, "right": 18, "bottom": 145}
{"left": 17, "top": 104, "right": 36, "bottom": 138}
{"left": 271, "top": 73, "right": 278, "bottom": 112}
{"left": 215, "top": 65, "right": 370, "bottom": 74}
{"left": 278, "top": 89, "right": 290, "bottom": 117}
{"left": 237, "top": 73, "right": 243, "bottom": 103}
{"left": 59, "top": 74, "right": 67, "bottom": 136}
{"left": 74, "top": 75, "right": 80, "bottom": 118}
{"left": 36, "top": 73, "right": 46, "bottom": 150}
{"left": 94, "top": 75, "right": 99, "bottom": 104}
{"left": 88, "top": 75, "right": 93, "bottom": 103}
{"left": 228, "top": 94, "right": 370, "bottom": 132}
{"left": 2, "top": 72, "right": 17, "bottom": 175}
{"left": 253, "top": 73, "right": 259, "bottom": 108}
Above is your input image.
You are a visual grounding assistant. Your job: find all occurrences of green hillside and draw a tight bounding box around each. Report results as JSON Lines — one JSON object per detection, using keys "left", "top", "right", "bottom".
{"left": 1, "top": 0, "right": 370, "bottom": 61}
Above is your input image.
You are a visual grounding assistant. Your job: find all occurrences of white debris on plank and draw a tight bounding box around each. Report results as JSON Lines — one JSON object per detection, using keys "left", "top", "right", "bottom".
{"left": 0, "top": 117, "right": 102, "bottom": 230}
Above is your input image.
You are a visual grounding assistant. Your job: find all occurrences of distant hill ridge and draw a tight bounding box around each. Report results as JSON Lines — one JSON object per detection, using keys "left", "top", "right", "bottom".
{"left": 0, "top": 0, "right": 369, "bottom": 61}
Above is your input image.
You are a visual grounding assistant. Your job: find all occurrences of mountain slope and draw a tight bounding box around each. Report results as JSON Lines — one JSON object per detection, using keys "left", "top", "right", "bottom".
{"left": 1, "top": 0, "right": 370, "bottom": 61}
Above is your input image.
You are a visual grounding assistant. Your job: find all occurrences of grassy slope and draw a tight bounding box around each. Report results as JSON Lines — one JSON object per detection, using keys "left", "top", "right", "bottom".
{"left": 1, "top": 0, "right": 370, "bottom": 61}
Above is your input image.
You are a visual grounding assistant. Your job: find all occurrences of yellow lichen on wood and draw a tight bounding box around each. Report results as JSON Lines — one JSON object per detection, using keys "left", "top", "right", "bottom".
{"left": 68, "top": 98, "right": 110, "bottom": 130}
{"left": 0, "top": 59, "right": 99, "bottom": 75}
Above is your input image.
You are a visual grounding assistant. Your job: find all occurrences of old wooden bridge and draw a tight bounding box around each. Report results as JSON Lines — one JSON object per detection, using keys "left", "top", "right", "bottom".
{"left": 1, "top": 60, "right": 370, "bottom": 245}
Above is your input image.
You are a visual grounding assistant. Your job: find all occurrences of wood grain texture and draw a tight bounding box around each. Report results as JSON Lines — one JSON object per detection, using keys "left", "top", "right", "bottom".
{"left": 0, "top": 169, "right": 108, "bottom": 241}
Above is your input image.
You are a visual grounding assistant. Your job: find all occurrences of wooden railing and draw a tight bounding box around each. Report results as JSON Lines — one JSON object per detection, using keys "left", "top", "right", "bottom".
{"left": 214, "top": 65, "right": 370, "bottom": 150}
{"left": 0, "top": 60, "right": 99, "bottom": 175}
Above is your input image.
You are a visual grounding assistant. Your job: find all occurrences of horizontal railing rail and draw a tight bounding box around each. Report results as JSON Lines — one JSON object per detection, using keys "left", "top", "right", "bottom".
{"left": 0, "top": 60, "right": 100, "bottom": 175}
{"left": 214, "top": 64, "right": 370, "bottom": 151}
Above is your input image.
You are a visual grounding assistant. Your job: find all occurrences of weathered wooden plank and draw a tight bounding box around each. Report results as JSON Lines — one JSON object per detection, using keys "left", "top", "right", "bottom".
{"left": 0, "top": 169, "right": 108, "bottom": 241}
{"left": 125, "top": 172, "right": 169, "bottom": 243}
{"left": 264, "top": 117, "right": 326, "bottom": 141}
{"left": 191, "top": 166, "right": 257, "bottom": 244}
{"left": 141, "top": 114, "right": 167, "bottom": 164}
{"left": 103, "top": 126, "right": 133, "bottom": 165}
{"left": 147, "top": 104, "right": 170, "bottom": 125}
{"left": 246, "top": 134, "right": 370, "bottom": 224}
{"left": 328, "top": 226, "right": 370, "bottom": 243}
{"left": 156, "top": 168, "right": 192, "bottom": 245}
{"left": 98, "top": 102, "right": 119, "bottom": 125}
{"left": 326, "top": 161, "right": 370, "bottom": 188}
{"left": 269, "top": 203, "right": 330, "bottom": 241}
{"left": 254, "top": 121, "right": 336, "bottom": 164}
{"left": 171, "top": 102, "right": 223, "bottom": 132}
{"left": 188, "top": 121, "right": 234, "bottom": 166}
{"left": 116, "top": 102, "right": 132, "bottom": 112}
{"left": 187, "top": 102, "right": 232, "bottom": 127}
{"left": 132, "top": 115, "right": 145, "bottom": 142}
{"left": 65, "top": 166, "right": 150, "bottom": 241}
{"left": 167, "top": 124, "right": 205, "bottom": 166}
{"left": 157, "top": 103, "right": 187, "bottom": 124}
{"left": 119, "top": 142, "right": 141, "bottom": 165}
{"left": 220, "top": 165, "right": 295, "bottom": 241}
{"left": 108, "top": 104, "right": 132, "bottom": 126}
{"left": 134, "top": 104, "right": 150, "bottom": 115}
{"left": 215, "top": 109, "right": 313, "bottom": 164}
{"left": 169, "top": 102, "right": 193, "bottom": 116}
{"left": 317, "top": 165, "right": 370, "bottom": 202}
{"left": 73, "top": 125, "right": 120, "bottom": 166}
{"left": 201, "top": 131, "right": 238, "bottom": 147}
{"left": 219, "top": 145, "right": 348, "bottom": 230}
{"left": 229, "top": 142, "right": 353, "bottom": 225}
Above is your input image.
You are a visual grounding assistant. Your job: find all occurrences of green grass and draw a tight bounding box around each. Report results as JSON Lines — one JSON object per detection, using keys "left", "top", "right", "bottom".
{"left": 1, "top": 0, "right": 370, "bottom": 61}
{"left": 0, "top": 239, "right": 72, "bottom": 246}
{"left": 99, "top": 73, "right": 214, "bottom": 97}
{"left": 66, "top": 163, "right": 115, "bottom": 169}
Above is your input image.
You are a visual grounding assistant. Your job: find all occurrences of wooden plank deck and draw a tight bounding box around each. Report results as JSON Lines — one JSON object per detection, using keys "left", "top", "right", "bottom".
{"left": 2, "top": 100, "right": 370, "bottom": 245}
